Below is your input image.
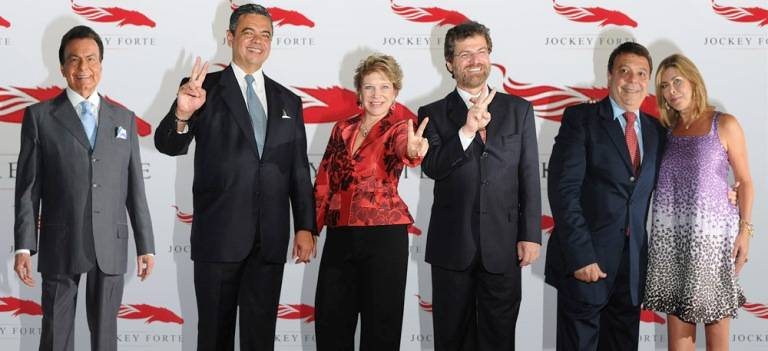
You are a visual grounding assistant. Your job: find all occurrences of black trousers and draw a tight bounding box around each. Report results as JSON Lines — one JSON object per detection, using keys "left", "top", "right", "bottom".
{"left": 193, "top": 246, "right": 285, "bottom": 351}
{"left": 39, "top": 268, "right": 124, "bottom": 351}
{"left": 556, "top": 243, "right": 640, "bottom": 351}
{"left": 431, "top": 258, "right": 522, "bottom": 351}
{"left": 314, "top": 225, "right": 409, "bottom": 351}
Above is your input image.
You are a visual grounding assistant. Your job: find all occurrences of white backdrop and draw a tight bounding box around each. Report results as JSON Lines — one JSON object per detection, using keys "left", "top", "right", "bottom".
{"left": 0, "top": 1, "right": 766, "bottom": 350}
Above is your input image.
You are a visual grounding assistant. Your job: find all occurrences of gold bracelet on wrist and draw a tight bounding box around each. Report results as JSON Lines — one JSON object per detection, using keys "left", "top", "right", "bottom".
{"left": 739, "top": 219, "right": 754, "bottom": 237}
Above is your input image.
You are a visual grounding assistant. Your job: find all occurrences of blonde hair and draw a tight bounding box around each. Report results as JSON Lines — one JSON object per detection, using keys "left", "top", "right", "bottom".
{"left": 353, "top": 54, "right": 403, "bottom": 104}
{"left": 655, "top": 54, "right": 711, "bottom": 128}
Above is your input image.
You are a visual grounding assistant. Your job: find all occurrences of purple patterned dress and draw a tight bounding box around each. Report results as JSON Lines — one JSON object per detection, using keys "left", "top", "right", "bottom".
{"left": 643, "top": 112, "right": 745, "bottom": 323}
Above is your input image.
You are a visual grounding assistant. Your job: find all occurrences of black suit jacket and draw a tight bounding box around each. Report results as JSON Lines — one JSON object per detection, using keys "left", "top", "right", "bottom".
{"left": 418, "top": 89, "right": 541, "bottom": 274}
{"left": 545, "top": 97, "right": 666, "bottom": 305}
{"left": 155, "top": 66, "right": 315, "bottom": 263}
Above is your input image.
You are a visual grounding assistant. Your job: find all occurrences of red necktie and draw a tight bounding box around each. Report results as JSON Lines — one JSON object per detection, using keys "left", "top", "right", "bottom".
{"left": 624, "top": 112, "right": 640, "bottom": 174}
{"left": 479, "top": 128, "right": 487, "bottom": 143}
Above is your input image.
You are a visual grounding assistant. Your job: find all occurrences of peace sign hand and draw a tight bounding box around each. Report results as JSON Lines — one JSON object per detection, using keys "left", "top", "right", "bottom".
{"left": 407, "top": 118, "right": 429, "bottom": 159}
{"left": 175, "top": 57, "right": 209, "bottom": 120}
{"left": 461, "top": 89, "right": 496, "bottom": 137}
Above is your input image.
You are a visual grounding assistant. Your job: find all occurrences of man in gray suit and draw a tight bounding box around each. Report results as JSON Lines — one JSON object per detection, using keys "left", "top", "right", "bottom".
{"left": 13, "top": 25, "right": 155, "bottom": 351}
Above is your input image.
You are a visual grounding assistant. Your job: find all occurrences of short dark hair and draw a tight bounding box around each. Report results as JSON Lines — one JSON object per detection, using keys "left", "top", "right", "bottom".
{"left": 229, "top": 3, "right": 273, "bottom": 33}
{"left": 607, "top": 42, "right": 652, "bottom": 73}
{"left": 58, "top": 25, "right": 104, "bottom": 65}
{"left": 444, "top": 21, "right": 492, "bottom": 62}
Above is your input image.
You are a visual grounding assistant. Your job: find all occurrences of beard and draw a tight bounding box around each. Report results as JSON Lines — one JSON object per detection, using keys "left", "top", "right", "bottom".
{"left": 454, "top": 64, "right": 490, "bottom": 90}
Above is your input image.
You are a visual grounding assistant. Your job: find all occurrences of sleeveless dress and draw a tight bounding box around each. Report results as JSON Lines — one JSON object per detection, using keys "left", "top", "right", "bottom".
{"left": 643, "top": 112, "right": 745, "bottom": 324}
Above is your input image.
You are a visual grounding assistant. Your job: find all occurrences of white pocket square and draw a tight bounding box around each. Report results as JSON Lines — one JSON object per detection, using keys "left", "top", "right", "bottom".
{"left": 116, "top": 126, "right": 127, "bottom": 139}
{"left": 281, "top": 109, "right": 292, "bottom": 119}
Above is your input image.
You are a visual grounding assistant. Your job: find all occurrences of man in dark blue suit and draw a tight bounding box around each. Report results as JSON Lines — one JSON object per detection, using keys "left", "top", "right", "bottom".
{"left": 545, "top": 42, "right": 666, "bottom": 351}
{"left": 419, "top": 21, "right": 541, "bottom": 350}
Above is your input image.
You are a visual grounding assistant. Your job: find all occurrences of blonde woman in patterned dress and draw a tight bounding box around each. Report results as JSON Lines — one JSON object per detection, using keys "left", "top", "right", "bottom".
{"left": 642, "top": 54, "right": 753, "bottom": 350}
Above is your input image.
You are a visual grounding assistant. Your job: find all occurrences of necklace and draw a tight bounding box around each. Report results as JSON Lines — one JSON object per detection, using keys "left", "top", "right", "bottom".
{"left": 359, "top": 117, "right": 381, "bottom": 137}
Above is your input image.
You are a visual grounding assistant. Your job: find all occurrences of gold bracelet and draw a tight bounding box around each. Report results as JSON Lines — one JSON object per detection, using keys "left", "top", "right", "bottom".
{"left": 739, "top": 219, "right": 754, "bottom": 237}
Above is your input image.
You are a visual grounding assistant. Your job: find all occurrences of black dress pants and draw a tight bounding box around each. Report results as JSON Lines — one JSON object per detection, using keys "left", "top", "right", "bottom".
{"left": 315, "top": 225, "right": 409, "bottom": 351}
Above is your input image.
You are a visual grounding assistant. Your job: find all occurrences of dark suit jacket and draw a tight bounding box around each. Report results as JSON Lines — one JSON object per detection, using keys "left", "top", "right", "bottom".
{"left": 418, "top": 89, "right": 541, "bottom": 274}
{"left": 154, "top": 66, "right": 315, "bottom": 263}
{"left": 15, "top": 92, "right": 155, "bottom": 275}
{"left": 545, "top": 97, "right": 666, "bottom": 305}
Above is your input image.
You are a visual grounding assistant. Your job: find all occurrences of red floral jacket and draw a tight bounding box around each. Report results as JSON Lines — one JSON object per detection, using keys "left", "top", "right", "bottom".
{"left": 314, "top": 112, "right": 422, "bottom": 233}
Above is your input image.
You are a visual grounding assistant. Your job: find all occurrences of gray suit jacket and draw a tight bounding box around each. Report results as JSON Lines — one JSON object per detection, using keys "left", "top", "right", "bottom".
{"left": 14, "top": 91, "right": 154, "bottom": 275}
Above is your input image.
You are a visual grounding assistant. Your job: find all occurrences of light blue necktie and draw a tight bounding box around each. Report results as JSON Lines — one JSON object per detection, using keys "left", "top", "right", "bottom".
{"left": 245, "top": 74, "right": 267, "bottom": 156}
{"left": 79, "top": 100, "right": 97, "bottom": 148}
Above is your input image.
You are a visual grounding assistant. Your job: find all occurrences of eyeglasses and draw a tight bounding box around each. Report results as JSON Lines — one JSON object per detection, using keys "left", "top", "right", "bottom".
{"left": 455, "top": 47, "right": 490, "bottom": 61}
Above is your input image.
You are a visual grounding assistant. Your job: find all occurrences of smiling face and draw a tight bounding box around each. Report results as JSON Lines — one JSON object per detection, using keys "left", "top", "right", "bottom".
{"left": 360, "top": 71, "right": 398, "bottom": 119}
{"left": 446, "top": 34, "right": 491, "bottom": 92}
{"left": 227, "top": 13, "right": 272, "bottom": 73}
{"left": 659, "top": 67, "right": 693, "bottom": 113}
{"left": 607, "top": 53, "right": 651, "bottom": 112}
{"left": 60, "top": 38, "right": 102, "bottom": 98}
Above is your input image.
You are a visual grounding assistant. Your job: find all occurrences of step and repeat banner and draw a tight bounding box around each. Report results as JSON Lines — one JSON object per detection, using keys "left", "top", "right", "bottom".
{"left": 0, "top": 1, "right": 766, "bottom": 350}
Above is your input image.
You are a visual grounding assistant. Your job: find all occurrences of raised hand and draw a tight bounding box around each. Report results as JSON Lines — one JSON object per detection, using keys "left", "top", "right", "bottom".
{"left": 461, "top": 89, "right": 496, "bottom": 137}
{"left": 175, "top": 57, "right": 209, "bottom": 119}
{"left": 407, "top": 118, "right": 429, "bottom": 158}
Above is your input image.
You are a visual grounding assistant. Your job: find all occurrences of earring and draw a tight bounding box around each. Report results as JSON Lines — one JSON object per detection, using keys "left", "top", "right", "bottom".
{"left": 665, "top": 102, "right": 671, "bottom": 110}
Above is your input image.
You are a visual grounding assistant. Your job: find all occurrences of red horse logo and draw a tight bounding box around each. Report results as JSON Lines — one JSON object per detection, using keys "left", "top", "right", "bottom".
{"left": 118, "top": 304, "right": 184, "bottom": 324}
{"left": 415, "top": 294, "right": 432, "bottom": 312}
{"left": 711, "top": 0, "right": 768, "bottom": 27}
{"left": 294, "top": 86, "right": 416, "bottom": 124}
{"left": 172, "top": 205, "right": 194, "bottom": 224}
{"left": 408, "top": 224, "right": 422, "bottom": 236}
{"left": 0, "top": 15, "right": 10, "bottom": 28}
{"left": 0, "top": 86, "right": 152, "bottom": 136}
{"left": 390, "top": 0, "right": 469, "bottom": 27}
{"left": 553, "top": 0, "right": 637, "bottom": 28}
{"left": 493, "top": 64, "right": 659, "bottom": 122}
{"left": 230, "top": 1, "right": 315, "bottom": 28}
{"left": 743, "top": 302, "right": 768, "bottom": 319}
{"left": 277, "top": 304, "right": 315, "bottom": 323}
{"left": 541, "top": 215, "right": 555, "bottom": 235}
{"left": 70, "top": 0, "right": 156, "bottom": 28}
{"left": 0, "top": 296, "right": 43, "bottom": 316}
{"left": 640, "top": 309, "right": 666, "bottom": 324}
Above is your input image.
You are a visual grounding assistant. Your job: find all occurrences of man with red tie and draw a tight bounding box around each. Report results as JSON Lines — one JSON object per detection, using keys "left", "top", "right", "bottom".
{"left": 418, "top": 21, "right": 542, "bottom": 350}
{"left": 545, "top": 42, "right": 667, "bottom": 351}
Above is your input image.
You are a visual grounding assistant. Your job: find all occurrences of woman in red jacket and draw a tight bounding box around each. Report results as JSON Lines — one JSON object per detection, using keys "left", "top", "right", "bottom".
{"left": 313, "top": 54, "right": 429, "bottom": 350}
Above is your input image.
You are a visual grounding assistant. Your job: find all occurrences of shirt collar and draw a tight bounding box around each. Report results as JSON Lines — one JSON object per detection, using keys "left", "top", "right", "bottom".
{"left": 608, "top": 96, "right": 639, "bottom": 121}
{"left": 66, "top": 87, "right": 100, "bottom": 113}
{"left": 456, "top": 85, "right": 489, "bottom": 109}
{"left": 231, "top": 62, "right": 264, "bottom": 90}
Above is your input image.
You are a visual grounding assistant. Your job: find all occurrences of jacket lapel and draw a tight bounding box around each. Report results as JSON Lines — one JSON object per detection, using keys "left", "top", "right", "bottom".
{"left": 598, "top": 97, "right": 633, "bottom": 174}
{"left": 638, "top": 112, "right": 659, "bottom": 177}
{"left": 446, "top": 90, "right": 468, "bottom": 130}
{"left": 51, "top": 92, "right": 91, "bottom": 150}
{"left": 263, "top": 75, "right": 283, "bottom": 156}
{"left": 485, "top": 91, "right": 504, "bottom": 145}
{"left": 219, "top": 66, "right": 260, "bottom": 158}
{"left": 92, "top": 96, "right": 117, "bottom": 153}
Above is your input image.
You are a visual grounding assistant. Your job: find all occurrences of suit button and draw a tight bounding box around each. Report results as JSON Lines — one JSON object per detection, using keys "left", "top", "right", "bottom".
{"left": 481, "top": 151, "right": 488, "bottom": 158}
{"left": 91, "top": 157, "right": 98, "bottom": 162}
{"left": 629, "top": 176, "right": 636, "bottom": 182}
{"left": 93, "top": 210, "right": 101, "bottom": 214}
{"left": 481, "top": 180, "right": 488, "bottom": 186}
{"left": 92, "top": 184, "right": 99, "bottom": 188}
